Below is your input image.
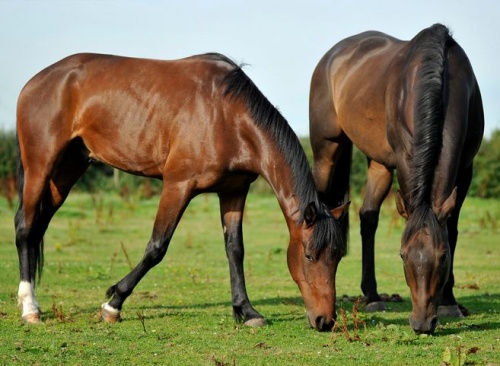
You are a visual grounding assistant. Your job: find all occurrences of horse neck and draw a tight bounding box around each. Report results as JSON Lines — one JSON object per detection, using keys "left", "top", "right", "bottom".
{"left": 255, "top": 138, "right": 316, "bottom": 228}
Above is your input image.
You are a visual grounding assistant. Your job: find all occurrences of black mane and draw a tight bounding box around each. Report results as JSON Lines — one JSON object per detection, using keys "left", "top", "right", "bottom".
{"left": 213, "top": 54, "right": 347, "bottom": 257}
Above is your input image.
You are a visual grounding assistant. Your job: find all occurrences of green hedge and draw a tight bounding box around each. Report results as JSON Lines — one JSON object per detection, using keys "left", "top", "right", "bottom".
{"left": 1, "top": 130, "right": 499, "bottom": 199}
{"left": 0, "top": 130, "right": 17, "bottom": 179}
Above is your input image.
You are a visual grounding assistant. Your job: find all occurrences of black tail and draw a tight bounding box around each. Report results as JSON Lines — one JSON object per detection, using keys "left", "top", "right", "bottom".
{"left": 15, "top": 133, "right": 44, "bottom": 283}
{"left": 409, "top": 24, "right": 454, "bottom": 208}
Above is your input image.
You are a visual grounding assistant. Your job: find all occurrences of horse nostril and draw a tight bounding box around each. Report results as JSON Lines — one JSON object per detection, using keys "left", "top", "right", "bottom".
{"left": 315, "top": 316, "right": 325, "bottom": 330}
{"left": 315, "top": 316, "right": 334, "bottom": 332}
{"left": 430, "top": 316, "right": 438, "bottom": 331}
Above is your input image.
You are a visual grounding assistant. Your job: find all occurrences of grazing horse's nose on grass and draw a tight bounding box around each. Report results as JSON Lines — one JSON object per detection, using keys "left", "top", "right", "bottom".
{"left": 311, "top": 314, "right": 335, "bottom": 332}
{"left": 410, "top": 315, "right": 438, "bottom": 335}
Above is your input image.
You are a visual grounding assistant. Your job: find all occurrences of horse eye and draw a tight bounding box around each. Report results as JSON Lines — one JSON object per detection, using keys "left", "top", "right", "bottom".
{"left": 305, "top": 254, "right": 314, "bottom": 262}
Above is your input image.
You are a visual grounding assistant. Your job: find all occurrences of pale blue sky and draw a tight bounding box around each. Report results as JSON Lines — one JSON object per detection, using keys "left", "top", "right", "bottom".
{"left": 1, "top": 0, "right": 499, "bottom": 137}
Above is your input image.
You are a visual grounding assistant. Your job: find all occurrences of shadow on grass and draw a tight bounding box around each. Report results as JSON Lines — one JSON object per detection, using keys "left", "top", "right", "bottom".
{"left": 120, "top": 292, "right": 500, "bottom": 331}
{"left": 27, "top": 291, "right": 499, "bottom": 335}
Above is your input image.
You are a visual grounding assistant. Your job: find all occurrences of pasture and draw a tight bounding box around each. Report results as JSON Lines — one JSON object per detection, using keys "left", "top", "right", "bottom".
{"left": 0, "top": 188, "right": 499, "bottom": 365}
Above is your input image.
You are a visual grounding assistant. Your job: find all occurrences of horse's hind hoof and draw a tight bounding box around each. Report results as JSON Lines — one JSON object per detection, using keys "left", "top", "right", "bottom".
{"left": 365, "top": 301, "right": 387, "bottom": 312}
{"left": 22, "top": 312, "right": 41, "bottom": 324}
{"left": 101, "top": 303, "right": 121, "bottom": 323}
{"left": 244, "top": 317, "right": 267, "bottom": 327}
{"left": 437, "top": 304, "right": 465, "bottom": 318}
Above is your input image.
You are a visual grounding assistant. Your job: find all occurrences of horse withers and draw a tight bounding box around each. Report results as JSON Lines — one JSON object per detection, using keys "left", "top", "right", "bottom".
{"left": 309, "top": 24, "right": 483, "bottom": 334}
{"left": 15, "top": 52, "right": 349, "bottom": 331}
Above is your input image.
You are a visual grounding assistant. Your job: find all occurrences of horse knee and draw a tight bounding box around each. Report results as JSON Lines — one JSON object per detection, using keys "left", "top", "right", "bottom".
{"left": 360, "top": 210, "right": 379, "bottom": 237}
{"left": 144, "top": 240, "right": 169, "bottom": 266}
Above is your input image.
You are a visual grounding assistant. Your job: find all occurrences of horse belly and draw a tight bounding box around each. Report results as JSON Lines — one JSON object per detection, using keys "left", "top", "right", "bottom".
{"left": 337, "top": 103, "right": 396, "bottom": 167}
{"left": 78, "top": 110, "right": 167, "bottom": 178}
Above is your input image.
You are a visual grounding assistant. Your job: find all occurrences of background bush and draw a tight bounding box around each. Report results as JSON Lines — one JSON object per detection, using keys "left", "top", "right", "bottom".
{"left": 1, "top": 130, "right": 499, "bottom": 199}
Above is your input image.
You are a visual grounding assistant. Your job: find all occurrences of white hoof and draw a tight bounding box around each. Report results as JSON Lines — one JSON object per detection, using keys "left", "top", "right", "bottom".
{"left": 101, "top": 303, "right": 121, "bottom": 323}
{"left": 22, "top": 312, "right": 41, "bottom": 324}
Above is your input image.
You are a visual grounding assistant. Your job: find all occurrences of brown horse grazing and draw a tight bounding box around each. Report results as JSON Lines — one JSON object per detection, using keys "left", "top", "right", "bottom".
{"left": 309, "top": 24, "right": 484, "bottom": 334}
{"left": 15, "top": 52, "right": 349, "bottom": 331}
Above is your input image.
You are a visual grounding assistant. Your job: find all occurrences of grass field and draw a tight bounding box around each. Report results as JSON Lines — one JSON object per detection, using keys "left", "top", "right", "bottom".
{"left": 0, "top": 188, "right": 499, "bottom": 365}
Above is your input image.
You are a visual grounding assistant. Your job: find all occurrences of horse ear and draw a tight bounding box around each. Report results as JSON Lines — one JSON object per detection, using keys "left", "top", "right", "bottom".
{"left": 331, "top": 201, "right": 350, "bottom": 221}
{"left": 435, "top": 187, "right": 457, "bottom": 223}
{"left": 304, "top": 202, "right": 318, "bottom": 226}
{"left": 396, "top": 190, "right": 409, "bottom": 219}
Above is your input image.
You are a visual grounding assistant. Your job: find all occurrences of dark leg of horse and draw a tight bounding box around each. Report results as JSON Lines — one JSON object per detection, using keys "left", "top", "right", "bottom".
{"left": 102, "top": 180, "right": 193, "bottom": 322}
{"left": 438, "top": 164, "right": 473, "bottom": 318}
{"left": 16, "top": 178, "right": 50, "bottom": 323}
{"left": 16, "top": 145, "right": 89, "bottom": 322}
{"left": 218, "top": 188, "right": 266, "bottom": 327}
{"left": 359, "top": 160, "right": 393, "bottom": 311}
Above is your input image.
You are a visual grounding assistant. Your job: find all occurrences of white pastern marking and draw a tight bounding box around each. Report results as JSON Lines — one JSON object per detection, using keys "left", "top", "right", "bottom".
{"left": 18, "top": 281, "right": 40, "bottom": 317}
{"left": 101, "top": 302, "right": 120, "bottom": 314}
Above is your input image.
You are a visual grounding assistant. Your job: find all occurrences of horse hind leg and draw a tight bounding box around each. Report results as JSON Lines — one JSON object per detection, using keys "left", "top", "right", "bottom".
{"left": 16, "top": 160, "right": 54, "bottom": 323}
{"left": 16, "top": 140, "right": 89, "bottom": 323}
{"left": 438, "top": 164, "right": 473, "bottom": 318}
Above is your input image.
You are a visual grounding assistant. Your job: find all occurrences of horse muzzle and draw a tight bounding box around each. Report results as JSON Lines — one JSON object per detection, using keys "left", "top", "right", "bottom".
{"left": 307, "top": 311, "right": 336, "bottom": 332}
{"left": 409, "top": 314, "right": 438, "bottom": 334}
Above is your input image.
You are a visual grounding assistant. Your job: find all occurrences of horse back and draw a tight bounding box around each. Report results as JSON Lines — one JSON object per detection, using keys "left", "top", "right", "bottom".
{"left": 16, "top": 53, "right": 251, "bottom": 179}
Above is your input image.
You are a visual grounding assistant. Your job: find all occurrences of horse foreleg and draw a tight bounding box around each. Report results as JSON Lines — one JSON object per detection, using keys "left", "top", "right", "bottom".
{"left": 218, "top": 188, "right": 266, "bottom": 327}
{"left": 102, "top": 181, "right": 192, "bottom": 323}
{"left": 359, "top": 160, "right": 393, "bottom": 311}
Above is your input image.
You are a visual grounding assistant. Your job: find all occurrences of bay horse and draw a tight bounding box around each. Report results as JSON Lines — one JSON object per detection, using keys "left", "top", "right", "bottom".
{"left": 309, "top": 24, "right": 484, "bottom": 334}
{"left": 15, "top": 52, "right": 349, "bottom": 331}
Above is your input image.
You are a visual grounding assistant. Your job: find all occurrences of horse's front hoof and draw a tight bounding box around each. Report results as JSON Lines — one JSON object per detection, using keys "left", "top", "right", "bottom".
{"left": 365, "top": 301, "right": 387, "bottom": 312}
{"left": 244, "top": 317, "right": 267, "bottom": 327}
{"left": 22, "top": 312, "right": 41, "bottom": 324}
{"left": 101, "top": 303, "right": 121, "bottom": 323}
{"left": 437, "top": 304, "right": 465, "bottom": 318}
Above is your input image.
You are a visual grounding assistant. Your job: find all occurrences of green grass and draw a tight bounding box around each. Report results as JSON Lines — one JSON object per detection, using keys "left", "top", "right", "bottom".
{"left": 0, "top": 190, "right": 499, "bottom": 365}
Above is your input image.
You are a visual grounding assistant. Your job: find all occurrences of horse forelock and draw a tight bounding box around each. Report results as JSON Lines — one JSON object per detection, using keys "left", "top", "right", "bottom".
{"left": 403, "top": 204, "right": 444, "bottom": 249}
{"left": 408, "top": 24, "right": 455, "bottom": 209}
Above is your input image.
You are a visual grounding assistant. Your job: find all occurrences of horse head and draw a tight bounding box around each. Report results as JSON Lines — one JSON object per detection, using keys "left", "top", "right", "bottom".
{"left": 396, "top": 188, "right": 457, "bottom": 334}
{"left": 287, "top": 201, "right": 349, "bottom": 331}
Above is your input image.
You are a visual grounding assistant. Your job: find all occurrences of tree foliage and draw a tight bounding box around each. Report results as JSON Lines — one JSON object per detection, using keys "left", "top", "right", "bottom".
{"left": 470, "top": 129, "right": 500, "bottom": 198}
{"left": 0, "top": 131, "right": 498, "bottom": 199}
{"left": 0, "top": 130, "right": 17, "bottom": 179}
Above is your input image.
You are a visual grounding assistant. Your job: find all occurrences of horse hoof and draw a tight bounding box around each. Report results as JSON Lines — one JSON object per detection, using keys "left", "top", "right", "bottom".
{"left": 22, "top": 312, "right": 41, "bottom": 324}
{"left": 101, "top": 303, "right": 121, "bottom": 323}
{"left": 437, "top": 305, "right": 464, "bottom": 318}
{"left": 244, "top": 317, "right": 267, "bottom": 327}
{"left": 365, "top": 301, "right": 387, "bottom": 312}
